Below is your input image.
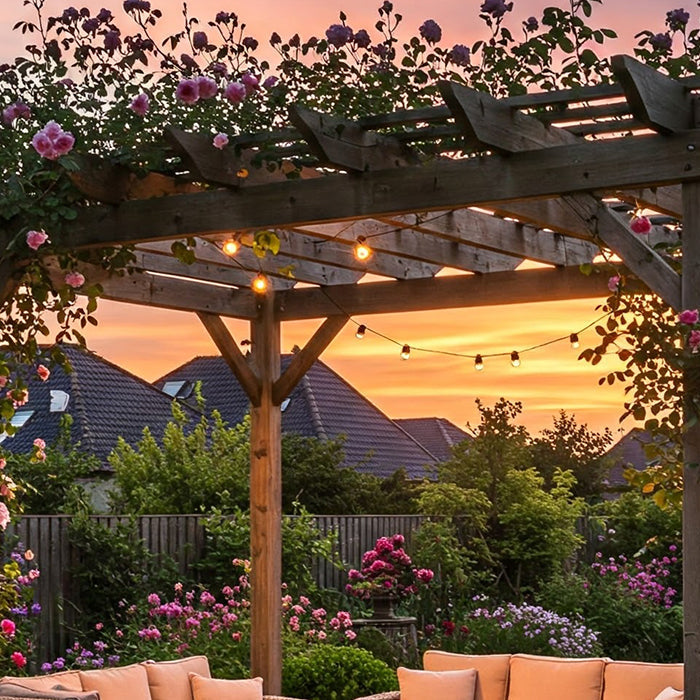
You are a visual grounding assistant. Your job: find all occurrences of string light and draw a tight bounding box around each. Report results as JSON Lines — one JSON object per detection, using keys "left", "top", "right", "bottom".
{"left": 251, "top": 273, "right": 269, "bottom": 294}
{"left": 222, "top": 238, "right": 240, "bottom": 256}
{"left": 400, "top": 344, "right": 411, "bottom": 360}
{"left": 474, "top": 354, "right": 484, "bottom": 371}
{"left": 570, "top": 333, "right": 580, "bottom": 349}
{"left": 353, "top": 237, "right": 372, "bottom": 261}
{"left": 355, "top": 324, "right": 367, "bottom": 339}
{"left": 510, "top": 351, "right": 521, "bottom": 368}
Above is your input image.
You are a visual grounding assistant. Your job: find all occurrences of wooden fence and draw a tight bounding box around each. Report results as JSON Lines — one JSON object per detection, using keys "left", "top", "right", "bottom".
{"left": 5, "top": 513, "right": 428, "bottom": 662}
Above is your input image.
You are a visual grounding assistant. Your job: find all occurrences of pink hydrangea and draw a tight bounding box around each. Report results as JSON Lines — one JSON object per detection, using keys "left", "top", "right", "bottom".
{"left": 65, "top": 271, "right": 85, "bottom": 289}
{"left": 196, "top": 76, "right": 218, "bottom": 99}
{"left": 0, "top": 503, "right": 10, "bottom": 531}
{"left": 607, "top": 274, "right": 621, "bottom": 293}
{"left": 36, "top": 365, "right": 50, "bottom": 381}
{"left": 212, "top": 132, "right": 229, "bottom": 150}
{"left": 129, "top": 93, "right": 150, "bottom": 116}
{"left": 679, "top": 308, "right": 699, "bottom": 325}
{"left": 630, "top": 215, "right": 652, "bottom": 235}
{"left": 31, "top": 121, "right": 75, "bottom": 160}
{"left": 26, "top": 229, "right": 49, "bottom": 251}
{"left": 224, "top": 82, "right": 246, "bottom": 104}
{"left": 690, "top": 330, "right": 700, "bottom": 353}
{"left": 175, "top": 79, "right": 200, "bottom": 104}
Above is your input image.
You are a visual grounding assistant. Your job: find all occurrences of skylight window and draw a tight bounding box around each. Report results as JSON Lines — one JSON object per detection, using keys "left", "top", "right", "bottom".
{"left": 0, "top": 410, "right": 35, "bottom": 443}
{"left": 162, "top": 380, "right": 194, "bottom": 399}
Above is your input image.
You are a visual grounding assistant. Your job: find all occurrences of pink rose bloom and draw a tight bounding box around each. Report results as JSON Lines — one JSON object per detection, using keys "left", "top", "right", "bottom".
{"left": 690, "top": 330, "right": 700, "bottom": 353}
{"left": 31, "top": 121, "right": 75, "bottom": 160}
{"left": 175, "top": 79, "right": 200, "bottom": 104}
{"left": 11, "top": 652, "right": 26, "bottom": 669}
{"left": 33, "top": 438, "right": 46, "bottom": 450}
{"left": 36, "top": 365, "right": 50, "bottom": 381}
{"left": 0, "top": 377, "right": 6, "bottom": 389}
{"left": 0, "top": 503, "right": 10, "bottom": 531}
{"left": 241, "top": 72, "right": 259, "bottom": 94}
{"left": 196, "top": 76, "right": 218, "bottom": 99}
{"left": 44, "top": 121, "right": 62, "bottom": 140}
{"left": 26, "top": 229, "right": 49, "bottom": 251}
{"left": 224, "top": 81, "right": 246, "bottom": 104}
{"left": 630, "top": 215, "right": 652, "bottom": 234}
{"left": 129, "top": 93, "right": 150, "bottom": 116}
{"left": 1, "top": 619, "right": 16, "bottom": 636}
{"left": 2, "top": 102, "right": 31, "bottom": 125}
{"left": 65, "top": 271, "right": 85, "bottom": 288}
{"left": 345, "top": 629, "right": 357, "bottom": 640}
{"left": 212, "top": 132, "right": 229, "bottom": 150}
{"left": 679, "top": 309, "right": 699, "bottom": 325}
{"left": 31, "top": 132, "right": 56, "bottom": 160}
{"left": 607, "top": 274, "right": 621, "bottom": 293}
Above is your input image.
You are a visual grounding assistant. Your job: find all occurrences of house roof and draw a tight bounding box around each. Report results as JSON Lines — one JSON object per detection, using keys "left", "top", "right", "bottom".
{"left": 393, "top": 417, "right": 469, "bottom": 462}
{"left": 155, "top": 355, "right": 438, "bottom": 479}
{"left": 604, "top": 428, "right": 657, "bottom": 492}
{"left": 1, "top": 345, "right": 200, "bottom": 467}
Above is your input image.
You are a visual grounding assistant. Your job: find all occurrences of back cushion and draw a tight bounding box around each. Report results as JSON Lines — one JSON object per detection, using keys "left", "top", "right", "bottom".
{"left": 508, "top": 654, "right": 605, "bottom": 700}
{"left": 144, "top": 656, "right": 211, "bottom": 700}
{"left": 0, "top": 672, "right": 83, "bottom": 692}
{"left": 423, "top": 651, "right": 510, "bottom": 700}
{"left": 79, "top": 663, "right": 151, "bottom": 700}
{"left": 603, "top": 661, "right": 683, "bottom": 700}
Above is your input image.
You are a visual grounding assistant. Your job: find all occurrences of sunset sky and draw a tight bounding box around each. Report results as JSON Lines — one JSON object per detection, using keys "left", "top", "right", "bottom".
{"left": 1, "top": 0, "right": 686, "bottom": 436}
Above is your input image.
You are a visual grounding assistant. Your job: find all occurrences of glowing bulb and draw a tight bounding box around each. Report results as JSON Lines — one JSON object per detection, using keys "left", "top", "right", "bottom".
{"left": 510, "top": 351, "right": 521, "bottom": 368}
{"left": 354, "top": 237, "right": 372, "bottom": 261}
{"left": 251, "top": 273, "right": 269, "bottom": 294}
{"left": 570, "top": 333, "right": 580, "bottom": 349}
{"left": 355, "top": 324, "right": 367, "bottom": 339}
{"left": 474, "top": 354, "right": 484, "bottom": 371}
{"left": 222, "top": 239, "right": 240, "bottom": 256}
{"left": 400, "top": 344, "right": 411, "bottom": 360}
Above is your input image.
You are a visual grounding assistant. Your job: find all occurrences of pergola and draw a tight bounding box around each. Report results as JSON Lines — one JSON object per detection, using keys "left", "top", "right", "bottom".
{"left": 14, "top": 53, "right": 700, "bottom": 695}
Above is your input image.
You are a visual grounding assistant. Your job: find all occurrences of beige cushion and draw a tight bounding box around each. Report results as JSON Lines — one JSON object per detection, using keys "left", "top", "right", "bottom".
{"left": 0, "top": 682, "right": 98, "bottom": 700}
{"left": 423, "top": 651, "right": 510, "bottom": 700}
{"left": 188, "top": 673, "right": 263, "bottom": 700}
{"left": 397, "top": 667, "right": 477, "bottom": 700}
{"left": 79, "top": 663, "right": 151, "bottom": 700}
{"left": 508, "top": 654, "right": 605, "bottom": 700}
{"left": 603, "top": 661, "right": 683, "bottom": 700}
{"left": 0, "top": 673, "right": 83, "bottom": 692}
{"left": 144, "top": 656, "right": 211, "bottom": 700}
{"left": 654, "top": 688, "right": 683, "bottom": 700}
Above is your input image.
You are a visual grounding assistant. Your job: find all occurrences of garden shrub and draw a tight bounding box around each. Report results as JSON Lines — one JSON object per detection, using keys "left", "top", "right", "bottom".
{"left": 282, "top": 646, "right": 397, "bottom": 700}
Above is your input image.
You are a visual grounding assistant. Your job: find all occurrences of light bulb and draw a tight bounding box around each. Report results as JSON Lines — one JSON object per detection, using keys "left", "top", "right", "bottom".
{"left": 251, "top": 273, "right": 268, "bottom": 294}
{"left": 570, "top": 333, "right": 580, "bottom": 349}
{"left": 355, "top": 324, "right": 367, "bottom": 339}
{"left": 222, "top": 239, "right": 240, "bottom": 256}
{"left": 474, "top": 354, "right": 484, "bottom": 371}
{"left": 510, "top": 351, "right": 521, "bottom": 368}
{"left": 354, "top": 237, "right": 372, "bottom": 261}
{"left": 400, "top": 344, "right": 411, "bottom": 360}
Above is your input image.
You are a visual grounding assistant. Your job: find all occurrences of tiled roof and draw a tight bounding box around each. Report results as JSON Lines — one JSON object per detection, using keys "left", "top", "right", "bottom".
{"left": 393, "top": 417, "right": 470, "bottom": 462}
{"left": 1, "top": 345, "right": 201, "bottom": 468}
{"left": 155, "top": 355, "right": 438, "bottom": 479}
{"left": 604, "top": 428, "right": 657, "bottom": 491}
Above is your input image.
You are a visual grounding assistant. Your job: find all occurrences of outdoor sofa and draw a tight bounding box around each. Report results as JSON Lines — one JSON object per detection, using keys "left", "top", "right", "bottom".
{"left": 355, "top": 650, "right": 684, "bottom": 700}
{"left": 0, "top": 656, "right": 303, "bottom": 700}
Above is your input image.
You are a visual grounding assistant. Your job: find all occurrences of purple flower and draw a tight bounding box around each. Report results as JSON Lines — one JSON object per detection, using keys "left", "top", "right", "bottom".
{"left": 216, "top": 11, "right": 234, "bottom": 23}
{"left": 2, "top": 102, "right": 31, "bottom": 125}
{"left": 326, "top": 24, "right": 353, "bottom": 48}
{"left": 103, "top": 30, "right": 121, "bottom": 52}
{"left": 62, "top": 7, "right": 80, "bottom": 23}
{"left": 176, "top": 79, "right": 200, "bottom": 104}
{"left": 242, "top": 36, "right": 259, "bottom": 50}
{"left": 607, "top": 275, "right": 621, "bottom": 293}
{"left": 213, "top": 133, "right": 229, "bottom": 150}
{"left": 524, "top": 16, "right": 539, "bottom": 32}
{"left": 667, "top": 8, "right": 690, "bottom": 31}
{"left": 650, "top": 32, "right": 673, "bottom": 52}
{"left": 241, "top": 72, "right": 259, "bottom": 94}
{"left": 419, "top": 19, "right": 442, "bottom": 44}
{"left": 224, "top": 82, "right": 246, "bottom": 104}
{"left": 129, "top": 93, "right": 149, "bottom": 116}
{"left": 209, "top": 62, "right": 228, "bottom": 78}
{"left": 480, "top": 0, "right": 513, "bottom": 19}
{"left": 372, "top": 44, "right": 389, "bottom": 59}
{"left": 180, "top": 53, "right": 199, "bottom": 71}
{"left": 32, "top": 121, "right": 75, "bottom": 160}
{"left": 679, "top": 308, "right": 699, "bottom": 325}
{"left": 192, "top": 31, "right": 209, "bottom": 51}
{"left": 96, "top": 9, "right": 113, "bottom": 23}
{"left": 196, "top": 76, "right": 218, "bottom": 99}
{"left": 262, "top": 76, "right": 278, "bottom": 89}
{"left": 353, "top": 29, "right": 371, "bottom": 48}
{"left": 82, "top": 18, "right": 100, "bottom": 33}
{"left": 449, "top": 44, "right": 471, "bottom": 67}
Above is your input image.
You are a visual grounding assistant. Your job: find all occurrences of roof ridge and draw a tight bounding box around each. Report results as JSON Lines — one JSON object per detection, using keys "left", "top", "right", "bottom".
{"left": 301, "top": 373, "right": 327, "bottom": 440}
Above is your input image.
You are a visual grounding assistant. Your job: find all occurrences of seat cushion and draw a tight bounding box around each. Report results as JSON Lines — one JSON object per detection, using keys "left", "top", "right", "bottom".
{"left": 423, "top": 651, "right": 510, "bottom": 700}
{"left": 0, "top": 682, "right": 98, "bottom": 700}
{"left": 188, "top": 673, "right": 263, "bottom": 700}
{"left": 79, "top": 663, "right": 151, "bottom": 700}
{"left": 397, "top": 667, "right": 477, "bottom": 700}
{"left": 144, "top": 656, "right": 211, "bottom": 700}
{"left": 508, "top": 654, "right": 605, "bottom": 700}
{"left": 653, "top": 688, "right": 683, "bottom": 700}
{"left": 603, "top": 661, "right": 683, "bottom": 700}
{"left": 0, "top": 672, "right": 83, "bottom": 692}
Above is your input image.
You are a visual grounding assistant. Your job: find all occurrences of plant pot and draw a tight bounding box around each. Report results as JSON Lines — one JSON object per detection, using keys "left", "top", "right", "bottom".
{"left": 370, "top": 593, "right": 397, "bottom": 619}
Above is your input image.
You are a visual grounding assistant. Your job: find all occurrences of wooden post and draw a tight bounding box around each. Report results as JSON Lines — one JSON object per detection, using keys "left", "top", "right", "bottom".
{"left": 249, "top": 290, "right": 282, "bottom": 694}
{"left": 683, "top": 181, "right": 700, "bottom": 699}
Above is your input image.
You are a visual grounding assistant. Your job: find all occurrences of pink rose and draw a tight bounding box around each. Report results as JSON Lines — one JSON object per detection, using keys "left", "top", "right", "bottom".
{"left": 212, "top": 132, "right": 229, "bottom": 150}
{"left": 224, "top": 81, "right": 246, "bottom": 104}
{"left": 65, "top": 271, "right": 85, "bottom": 289}
{"left": 31, "top": 121, "right": 74, "bottom": 160}
{"left": 0, "top": 503, "right": 10, "bottom": 531}
{"left": 679, "top": 309, "right": 699, "bottom": 325}
{"left": 33, "top": 438, "right": 46, "bottom": 450}
{"left": 690, "top": 330, "right": 700, "bottom": 353}
{"left": 10, "top": 651, "right": 26, "bottom": 669}
{"left": 1, "top": 619, "right": 16, "bottom": 636}
{"left": 630, "top": 215, "right": 652, "bottom": 235}
{"left": 2, "top": 102, "right": 31, "bottom": 125}
{"left": 175, "top": 79, "right": 200, "bottom": 104}
{"left": 241, "top": 72, "right": 259, "bottom": 94}
{"left": 129, "top": 93, "right": 150, "bottom": 116}
{"left": 26, "top": 229, "right": 49, "bottom": 251}
{"left": 196, "top": 76, "right": 218, "bottom": 99}
{"left": 607, "top": 274, "right": 621, "bottom": 293}
{"left": 36, "top": 365, "right": 50, "bottom": 382}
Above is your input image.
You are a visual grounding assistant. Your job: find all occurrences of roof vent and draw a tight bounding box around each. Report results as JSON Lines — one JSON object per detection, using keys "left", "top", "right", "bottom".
{"left": 50, "top": 390, "right": 70, "bottom": 412}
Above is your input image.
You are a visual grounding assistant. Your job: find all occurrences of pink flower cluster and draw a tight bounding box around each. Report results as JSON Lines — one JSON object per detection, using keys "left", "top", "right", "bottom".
{"left": 31, "top": 121, "right": 75, "bottom": 160}
{"left": 175, "top": 76, "right": 219, "bottom": 104}
{"left": 282, "top": 594, "right": 355, "bottom": 642}
{"left": 2, "top": 102, "right": 31, "bottom": 125}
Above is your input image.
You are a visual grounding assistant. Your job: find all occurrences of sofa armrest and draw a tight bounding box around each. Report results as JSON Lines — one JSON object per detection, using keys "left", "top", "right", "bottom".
{"left": 353, "top": 693, "right": 401, "bottom": 700}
